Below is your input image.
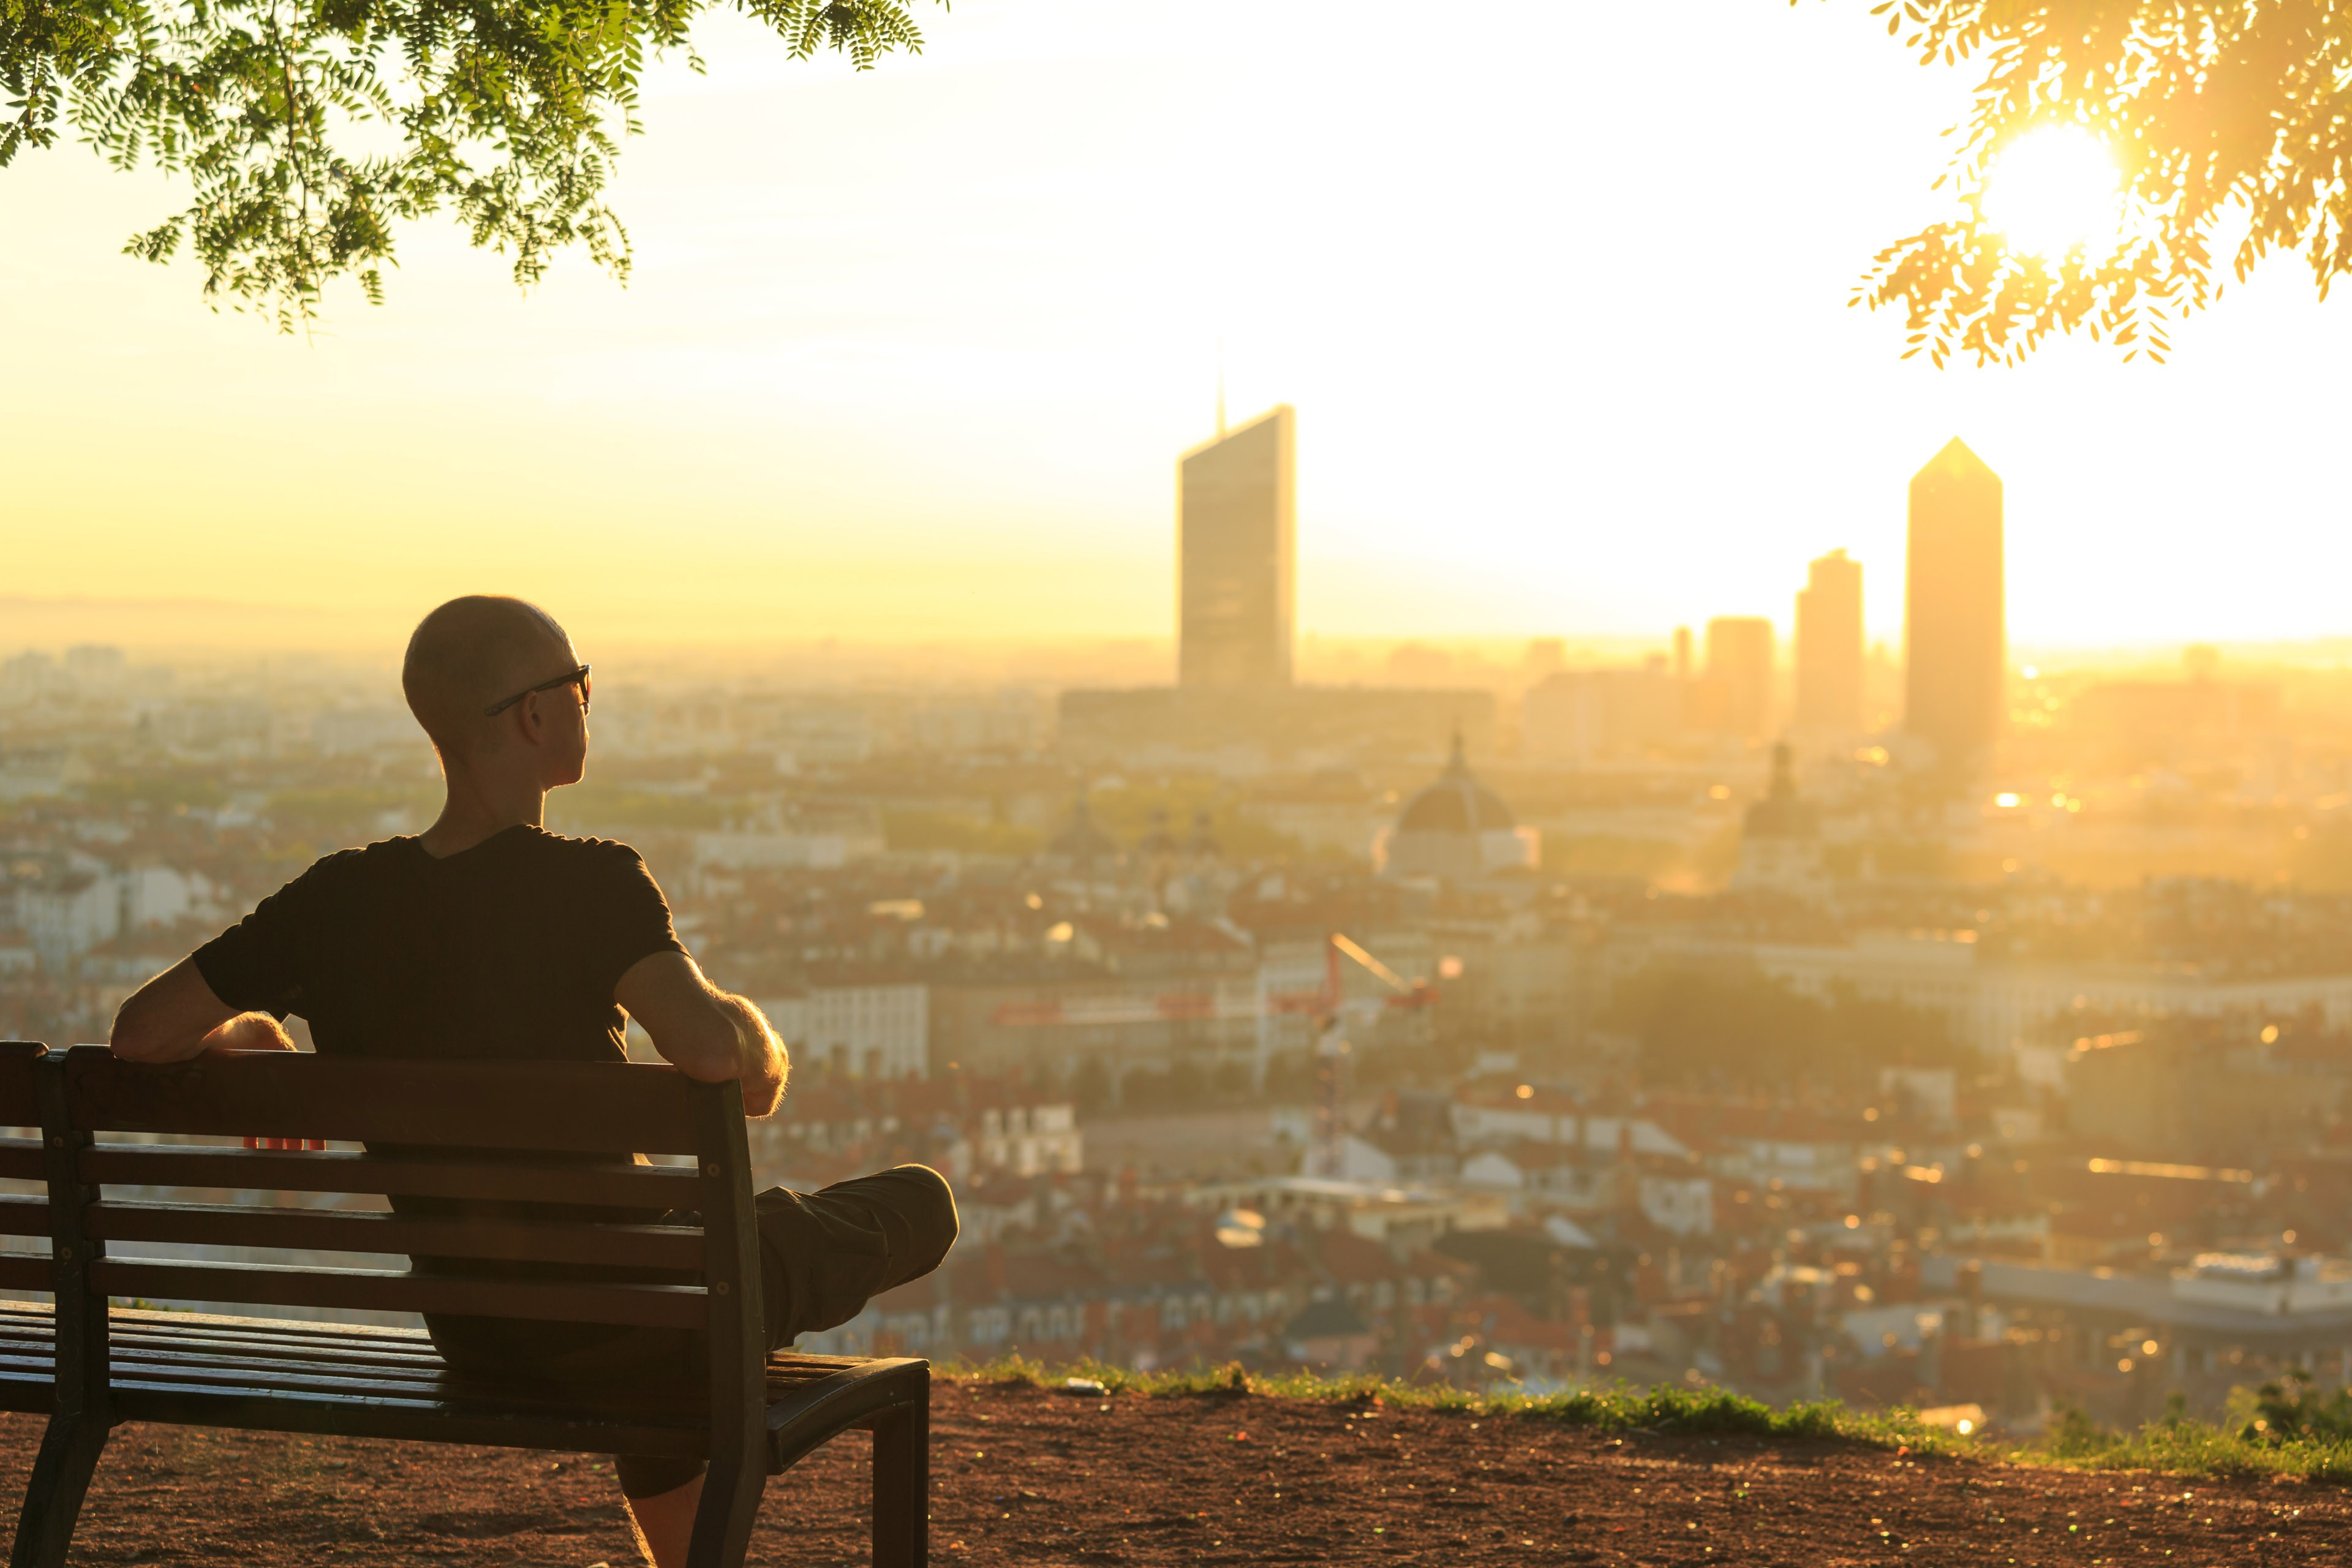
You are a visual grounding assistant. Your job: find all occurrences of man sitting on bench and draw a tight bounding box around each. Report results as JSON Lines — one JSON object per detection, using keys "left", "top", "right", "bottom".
{"left": 106, "top": 594, "right": 958, "bottom": 1568}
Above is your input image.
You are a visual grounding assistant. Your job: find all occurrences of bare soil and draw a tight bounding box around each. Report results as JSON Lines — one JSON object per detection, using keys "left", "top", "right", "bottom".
{"left": 1, "top": 1381, "right": 2346, "bottom": 1565}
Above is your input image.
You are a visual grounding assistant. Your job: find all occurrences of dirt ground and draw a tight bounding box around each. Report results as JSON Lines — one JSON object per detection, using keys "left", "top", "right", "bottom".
{"left": 1, "top": 1380, "right": 2347, "bottom": 1565}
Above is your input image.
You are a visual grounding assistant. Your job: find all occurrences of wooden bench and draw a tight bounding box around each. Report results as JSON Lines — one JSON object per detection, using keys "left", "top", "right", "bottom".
{"left": 0, "top": 1042, "right": 929, "bottom": 1568}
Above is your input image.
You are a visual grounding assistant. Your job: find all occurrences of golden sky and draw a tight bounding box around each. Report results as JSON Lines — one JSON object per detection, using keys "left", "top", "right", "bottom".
{"left": 4, "top": 0, "right": 2348, "bottom": 656}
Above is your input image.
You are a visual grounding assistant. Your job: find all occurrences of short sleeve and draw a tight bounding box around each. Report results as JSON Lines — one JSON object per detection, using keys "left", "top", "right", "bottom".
{"left": 584, "top": 842, "right": 687, "bottom": 998}
{"left": 192, "top": 861, "right": 328, "bottom": 1017}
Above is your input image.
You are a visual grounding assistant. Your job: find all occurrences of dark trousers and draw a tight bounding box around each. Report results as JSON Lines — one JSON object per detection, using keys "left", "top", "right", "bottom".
{"left": 429, "top": 1164, "right": 959, "bottom": 1497}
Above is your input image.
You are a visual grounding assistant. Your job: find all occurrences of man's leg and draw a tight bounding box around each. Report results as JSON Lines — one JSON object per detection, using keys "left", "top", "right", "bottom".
{"left": 617, "top": 1457, "right": 707, "bottom": 1568}
{"left": 756, "top": 1164, "right": 960, "bottom": 1347}
{"left": 612, "top": 1164, "right": 958, "bottom": 1566}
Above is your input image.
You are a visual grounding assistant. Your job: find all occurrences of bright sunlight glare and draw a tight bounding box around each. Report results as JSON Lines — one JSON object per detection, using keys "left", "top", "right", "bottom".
{"left": 1985, "top": 126, "right": 2120, "bottom": 257}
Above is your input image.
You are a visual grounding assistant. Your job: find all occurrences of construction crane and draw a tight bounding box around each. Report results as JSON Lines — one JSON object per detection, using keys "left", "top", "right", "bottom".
{"left": 986, "top": 932, "right": 1438, "bottom": 1178}
{"left": 1308, "top": 934, "right": 1438, "bottom": 1178}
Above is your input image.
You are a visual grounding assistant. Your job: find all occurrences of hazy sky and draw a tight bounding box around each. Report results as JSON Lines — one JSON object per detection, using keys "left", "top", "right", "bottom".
{"left": 4, "top": 0, "right": 2348, "bottom": 657}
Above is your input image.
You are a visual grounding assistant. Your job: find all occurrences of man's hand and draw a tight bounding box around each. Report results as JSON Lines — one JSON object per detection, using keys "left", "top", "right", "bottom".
{"left": 111, "top": 962, "right": 323, "bottom": 1149}
{"left": 712, "top": 993, "right": 788, "bottom": 1117}
{"left": 614, "top": 952, "right": 790, "bottom": 1117}
{"left": 209, "top": 1013, "right": 298, "bottom": 1052}
{"left": 210, "top": 1019, "right": 326, "bottom": 1149}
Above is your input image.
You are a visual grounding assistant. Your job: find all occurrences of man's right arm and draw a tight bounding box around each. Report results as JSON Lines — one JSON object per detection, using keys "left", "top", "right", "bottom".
{"left": 111, "top": 958, "right": 298, "bottom": 1063}
{"left": 614, "top": 951, "right": 788, "bottom": 1117}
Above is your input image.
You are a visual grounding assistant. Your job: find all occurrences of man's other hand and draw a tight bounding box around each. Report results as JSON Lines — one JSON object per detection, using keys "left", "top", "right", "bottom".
{"left": 615, "top": 952, "right": 790, "bottom": 1117}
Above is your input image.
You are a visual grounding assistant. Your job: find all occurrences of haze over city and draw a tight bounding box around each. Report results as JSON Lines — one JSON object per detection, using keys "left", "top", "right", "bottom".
{"left": 8, "top": 0, "right": 2352, "bottom": 652}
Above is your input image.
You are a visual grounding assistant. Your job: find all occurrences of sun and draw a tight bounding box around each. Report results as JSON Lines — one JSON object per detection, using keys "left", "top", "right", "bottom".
{"left": 1984, "top": 126, "right": 2120, "bottom": 257}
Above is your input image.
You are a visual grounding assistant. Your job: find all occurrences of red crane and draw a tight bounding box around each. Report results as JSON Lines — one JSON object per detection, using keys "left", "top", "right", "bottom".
{"left": 985, "top": 932, "right": 1438, "bottom": 1178}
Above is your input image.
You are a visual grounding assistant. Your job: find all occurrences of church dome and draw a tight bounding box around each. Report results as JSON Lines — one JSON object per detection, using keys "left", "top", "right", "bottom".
{"left": 1395, "top": 735, "right": 1517, "bottom": 835}
{"left": 1135, "top": 805, "right": 1180, "bottom": 859}
{"left": 1047, "top": 796, "right": 1118, "bottom": 862}
{"left": 1185, "top": 808, "right": 1222, "bottom": 861}
{"left": 1382, "top": 734, "right": 1536, "bottom": 882}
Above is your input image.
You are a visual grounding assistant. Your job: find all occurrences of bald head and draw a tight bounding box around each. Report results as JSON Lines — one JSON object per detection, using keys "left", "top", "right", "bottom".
{"left": 402, "top": 596, "right": 575, "bottom": 757}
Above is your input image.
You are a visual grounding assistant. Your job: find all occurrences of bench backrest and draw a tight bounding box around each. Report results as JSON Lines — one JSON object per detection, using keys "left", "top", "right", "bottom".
{"left": 32, "top": 1046, "right": 767, "bottom": 1455}
{"left": 0, "top": 1043, "right": 51, "bottom": 1301}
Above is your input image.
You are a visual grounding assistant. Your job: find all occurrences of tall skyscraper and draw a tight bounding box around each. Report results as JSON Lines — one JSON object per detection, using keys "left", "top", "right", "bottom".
{"left": 1705, "top": 616, "right": 1774, "bottom": 740}
{"left": 1178, "top": 405, "right": 1295, "bottom": 688}
{"left": 1795, "top": 548, "right": 1863, "bottom": 734}
{"left": 1904, "top": 437, "right": 2005, "bottom": 771}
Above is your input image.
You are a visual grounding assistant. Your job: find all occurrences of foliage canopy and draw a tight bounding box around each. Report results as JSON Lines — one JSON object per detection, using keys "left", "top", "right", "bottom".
{"left": 1834, "top": 1, "right": 2352, "bottom": 363}
{"left": 1, "top": 0, "right": 934, "bottom": 326}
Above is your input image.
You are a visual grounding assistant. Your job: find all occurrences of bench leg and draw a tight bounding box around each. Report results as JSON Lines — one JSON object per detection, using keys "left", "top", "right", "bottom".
{"left": 684, "top": 1446, "right": 767, "bottom": 1568}
{"left": 10, "top": 1415, "right": 108, "bottom": 1568}
{"left": 871, "top": 1393, "right": 929, "bottom": 1568}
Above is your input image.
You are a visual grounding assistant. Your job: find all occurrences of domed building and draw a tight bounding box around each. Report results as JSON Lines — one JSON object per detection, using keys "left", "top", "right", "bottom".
{"left": 1042, "top": 794, "right": 1119, "bottom": 874}
{"left": 1184, "top": 808, "right": 1221, "bottom": 864}
{"left": 1378, "top": 735, "right": 1539, "bottom": 881}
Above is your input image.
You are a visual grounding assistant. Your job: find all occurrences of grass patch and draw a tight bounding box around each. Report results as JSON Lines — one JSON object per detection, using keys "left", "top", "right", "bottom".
{"left": 2038, "top": 1415, "right": 2352, "bottom": 1483}
{"left": 939, "top": 1355, "right": 1973, "bottom": 1454}
{"left": 940, "top": 1359, "right": 2352, "bottom": 1483}
{"left": 2030, "top": 1385, "right": 2352, "bottom": 1485}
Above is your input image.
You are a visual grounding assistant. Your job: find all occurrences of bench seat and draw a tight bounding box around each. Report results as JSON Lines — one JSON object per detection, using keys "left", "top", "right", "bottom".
{"left": 0, "top": 1307, "right": 50, "bottom": 1417}
{"left": 0, "top": 1302, "right": 921, "bottom": 1474}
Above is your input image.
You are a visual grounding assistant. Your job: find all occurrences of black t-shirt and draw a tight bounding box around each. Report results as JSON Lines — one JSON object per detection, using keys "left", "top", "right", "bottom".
{"left": 194, "top": 824, "right": 684, "bottom": 1062}
{"left": 192, "top": 825, "right": 690, "bottom": 1363}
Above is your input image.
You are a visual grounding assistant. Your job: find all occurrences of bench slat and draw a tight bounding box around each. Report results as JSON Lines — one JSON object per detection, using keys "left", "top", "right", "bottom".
{"left": 0, "top": 1379, "right": 50, "bottom": 1416}
{"left": 104, "top": 1335, "right": 443, "bottom": 1379}
{"left": 100, "top": 1353, "right": 839, "bottom": 1420}
{"left": 107, "top": 1379, "right": 715, "bottom": 1458}
{"left": 97, "top": 1354, "right": 710, "bottom": 1415}
{"left": 81, "top": 1145, "right": 703, "bottom": 1208}
{"left": 0, "top": 1195, "right": 47, "bottom": 1237}
{"left": 64, "top": 1049, "right": 704, "bottom": 1155}
{"left": 105, "top": 1328, "right": 445, "bottom": 1368}
{"left": 86, "top": 1199, "right": 706, "bottom": 1271}
{"left": 0, "top": 1256, "right": 54, "bottom": 1292}
{"left": 92, "top": 1259, "right": 710, "bottom": 1329}
{"left": 93, "top": 1325, "right": 891, "bottom": 1413}
{"left": 0, "top": 1044, "right": 42, "bottom": 1128}
{"left": 105, "top": 1315, "right": 435, "bottom": 1345}
{"left": 0, "top": 1137, "right": 46, "bottom": 1182}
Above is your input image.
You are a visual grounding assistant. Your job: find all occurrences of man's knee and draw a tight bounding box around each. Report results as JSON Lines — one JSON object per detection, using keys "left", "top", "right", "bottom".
{"left": 885, "top": 1163, "right": 959, "bottom": 1272}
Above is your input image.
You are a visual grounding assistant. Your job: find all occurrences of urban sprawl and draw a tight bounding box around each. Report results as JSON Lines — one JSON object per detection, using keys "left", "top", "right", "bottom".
{"left": 11, "top": 424, "right": 2352, "bottom": 1438}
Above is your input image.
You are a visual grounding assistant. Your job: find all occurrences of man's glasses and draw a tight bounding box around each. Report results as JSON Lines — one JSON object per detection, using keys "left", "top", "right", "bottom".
{"left": 483, "top": 664, "right": 592, "bottom": 718}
